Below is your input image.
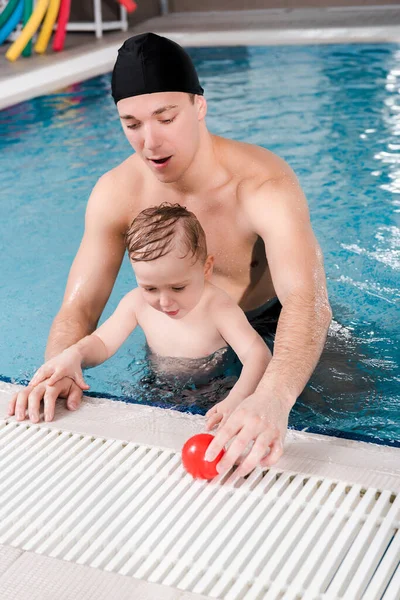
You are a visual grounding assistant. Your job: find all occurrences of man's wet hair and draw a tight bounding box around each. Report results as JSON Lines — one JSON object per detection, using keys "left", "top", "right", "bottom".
{"left": 126, "top": 202, "right": 207, "bottom": 264}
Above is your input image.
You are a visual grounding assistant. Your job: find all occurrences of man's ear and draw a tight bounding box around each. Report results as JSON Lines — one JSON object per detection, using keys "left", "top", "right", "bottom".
{"left": 196, "top": 95, "right": 207, "bottom": 121}
{"left": 204, "top": 255, "right": 214, "bottom": 279}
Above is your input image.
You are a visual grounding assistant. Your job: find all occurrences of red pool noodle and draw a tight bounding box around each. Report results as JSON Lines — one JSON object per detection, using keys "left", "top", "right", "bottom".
{"left": 53, "top": 0, "right": 71, "bottom": 52}
{"left": 117, "top": 0, "right": 137, "bottom": 13}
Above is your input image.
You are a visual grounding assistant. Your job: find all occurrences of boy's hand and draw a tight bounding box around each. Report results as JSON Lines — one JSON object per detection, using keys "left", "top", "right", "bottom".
{"left": 204, "top": 390, "right": 290, "bottom": 478}
{"left": 7, "top": 377, "right": 84, "bottom": 423}
{"left": 205, "top": 393, "right": 245, "bottom": 432}
{"left": 29, "top": 348, "right": 89, "bottom": 391}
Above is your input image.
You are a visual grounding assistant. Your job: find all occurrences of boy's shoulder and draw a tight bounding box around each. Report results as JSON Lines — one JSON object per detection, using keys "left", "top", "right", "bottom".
{"left": 119, "top": 287, "right": 143, "bottom": 310}
{"left": 204, "top": 282, "right": 239, "bottom": 313}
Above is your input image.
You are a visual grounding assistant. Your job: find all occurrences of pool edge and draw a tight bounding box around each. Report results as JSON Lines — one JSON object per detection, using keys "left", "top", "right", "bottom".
{"left": 2, "top": 380, "right": 399, "bottom": 493}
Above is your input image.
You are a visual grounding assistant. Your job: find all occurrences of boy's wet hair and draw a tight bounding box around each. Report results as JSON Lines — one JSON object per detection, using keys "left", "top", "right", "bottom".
{"left": 126, "top": 202, "right": 207, "bottom": 263}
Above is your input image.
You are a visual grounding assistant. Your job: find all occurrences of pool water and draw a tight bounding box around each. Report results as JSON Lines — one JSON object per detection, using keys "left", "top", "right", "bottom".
{"left": 0, "top": 43, "right": 399, "bottom": 445}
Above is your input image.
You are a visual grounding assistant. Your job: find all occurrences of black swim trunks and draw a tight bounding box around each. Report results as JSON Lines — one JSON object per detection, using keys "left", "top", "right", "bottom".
{"left": 245, "top": 296, "right": 282, "bottom": 353}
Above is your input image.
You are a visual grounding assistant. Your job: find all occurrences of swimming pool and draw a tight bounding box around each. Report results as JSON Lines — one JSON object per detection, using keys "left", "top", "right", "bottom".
{"left": 0, "top": 43, "right": 399, "bottom": 445}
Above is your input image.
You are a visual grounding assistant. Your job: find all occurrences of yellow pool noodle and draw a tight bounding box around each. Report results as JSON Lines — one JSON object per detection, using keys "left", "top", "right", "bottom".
{"left": 6, "top": 0, "right": 50, "bottom": 62}
{"left": 35, "top": 0, "right": 61, "bottom": 54}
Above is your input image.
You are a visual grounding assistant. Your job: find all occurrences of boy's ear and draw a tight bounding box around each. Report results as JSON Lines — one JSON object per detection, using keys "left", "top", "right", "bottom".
{"left": 204, "top": 255, "right": 214, "bottom": 279}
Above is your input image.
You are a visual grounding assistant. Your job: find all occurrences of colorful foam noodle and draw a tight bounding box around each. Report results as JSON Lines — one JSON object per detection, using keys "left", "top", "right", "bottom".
{"left": 0, "top": 0, "right": 23, "bottom": 46}
{"left": 22, "top": 0, "right": 34, "bottom": 57}
{"left": 35, "top": 0, "right": 60, "bottom": 54}
{"left": 52, "top": 0, "right": 70, "bottom": 52}
{"left": 6, "top": 0, "right": 49, "bottom": 62}
{"left": 117, "top": 0, "right": 137, "bottom": 12}
{"left": 0, "top": 0, "right": 20, "bottom": 28}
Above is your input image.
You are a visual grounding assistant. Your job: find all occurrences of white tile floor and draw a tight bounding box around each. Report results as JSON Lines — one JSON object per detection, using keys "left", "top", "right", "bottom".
{"left": 0, "top": 548, "right": 209, "bottom": 600}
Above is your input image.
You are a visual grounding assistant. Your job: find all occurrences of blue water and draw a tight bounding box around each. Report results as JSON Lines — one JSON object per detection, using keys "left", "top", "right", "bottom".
{"left": 0, "top": 44, "right": 399, "bottom": 445}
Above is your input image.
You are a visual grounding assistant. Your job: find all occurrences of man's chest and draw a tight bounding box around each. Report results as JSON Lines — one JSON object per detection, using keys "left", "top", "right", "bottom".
{"left": 129, "top": 188, "right": 260, "bottom": 280}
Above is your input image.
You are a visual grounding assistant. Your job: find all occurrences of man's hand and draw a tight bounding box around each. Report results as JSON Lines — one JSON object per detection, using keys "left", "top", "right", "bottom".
{"left": 7, "top": 377, "right": 84, "bottom": 423}
{"left": 204, "top": 390, "right": 290, "bottom": 478}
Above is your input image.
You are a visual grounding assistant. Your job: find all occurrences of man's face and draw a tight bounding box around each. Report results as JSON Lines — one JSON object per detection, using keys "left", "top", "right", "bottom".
{"left": 133, "top": 247, "right": 213, "bottom": 319}
{"left": 117, "top": 92, "right": 206, "bottom": 183}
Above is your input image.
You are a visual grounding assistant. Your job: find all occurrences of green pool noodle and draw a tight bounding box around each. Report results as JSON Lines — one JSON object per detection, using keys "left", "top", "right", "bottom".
{"left": 0, "top": 0, "right": 20, "bottom": 29}
{"left": 22, "top": 0, "right": 33, "bottom": 56}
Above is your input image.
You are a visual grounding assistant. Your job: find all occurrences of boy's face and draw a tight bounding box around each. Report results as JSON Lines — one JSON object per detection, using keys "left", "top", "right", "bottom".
{"left": 133, "top": 248, "right": 213, "bottom": 319}
{"left": 117, "top": 91, "right": 207, "bottom": 184}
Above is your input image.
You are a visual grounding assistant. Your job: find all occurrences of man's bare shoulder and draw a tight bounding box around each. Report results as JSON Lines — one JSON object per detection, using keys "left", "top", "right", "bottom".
{"left": 216, "top": 135, "right": 292, "bottom": 186}
{"left": 215, "top": 136, "right": 303, "bottom": 230}
{"left": 97, "top": 154, "right": 144, "bottom": 199}
{"left": 86, "top": 154, "right": 147, "bottom": 230}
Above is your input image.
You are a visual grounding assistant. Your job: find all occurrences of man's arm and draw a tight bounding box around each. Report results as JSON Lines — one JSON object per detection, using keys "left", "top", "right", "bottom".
{"left": 205, "top": 169, "right": 332, "bottom": 475}
{"left": 9, "top": 172, "right": 128, "bottom": 423}
{"left": 46, "top": 172, "right": 127, "bottom": 359}
{"left": 250, "top": 171, "right": 332, "bottom": 403}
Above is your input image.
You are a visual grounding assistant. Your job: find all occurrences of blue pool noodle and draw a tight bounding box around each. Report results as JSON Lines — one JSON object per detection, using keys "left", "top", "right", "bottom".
{"left": 0, "top": 0, "right": 24, "bottom": 46}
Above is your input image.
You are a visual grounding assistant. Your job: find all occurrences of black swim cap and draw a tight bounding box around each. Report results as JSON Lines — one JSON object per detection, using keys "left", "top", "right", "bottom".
{"left": 111, "top": 32, "right": 204, "bottom": 104}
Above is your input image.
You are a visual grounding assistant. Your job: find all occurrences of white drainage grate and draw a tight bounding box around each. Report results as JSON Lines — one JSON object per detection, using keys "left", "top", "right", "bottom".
{"left": 0, "top": 420, "right": 399, "bottom": 599}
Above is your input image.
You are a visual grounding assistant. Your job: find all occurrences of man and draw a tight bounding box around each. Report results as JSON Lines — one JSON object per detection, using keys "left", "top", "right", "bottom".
{"left": 9, "top": 33, "right": 332, "bottom": 477}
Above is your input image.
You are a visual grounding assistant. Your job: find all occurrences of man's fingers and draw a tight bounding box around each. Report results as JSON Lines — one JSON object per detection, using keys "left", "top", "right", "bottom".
{"left": 213, "top": 427, "right": 253, "bottom": 475}
{"left": 28, "top": 384, "right": 47, "bottom": 423}
{"left": 43, "top": 384, "right": 60, "bottom": 422}
{"left": 66, "top": 384, "right": 83, "bottom": 411}
{"left": 260, "top": 439, "right": 284, "bottom": 468}
{"left": 235, "top": 432, "right": 273, "bottom": 478}
{"left": 204, "top": 414, "right": 243, "bottom": 462}
{"left": 7, "top": 392, "right": 18, "bottom": 416}
{"left": 14, "top": 387, "right": 33, "bottom": 421}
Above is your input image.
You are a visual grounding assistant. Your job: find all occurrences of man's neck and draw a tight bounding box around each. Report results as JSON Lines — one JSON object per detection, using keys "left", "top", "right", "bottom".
{"left": 167, "top": 129, "right": 227, "bottom": 196}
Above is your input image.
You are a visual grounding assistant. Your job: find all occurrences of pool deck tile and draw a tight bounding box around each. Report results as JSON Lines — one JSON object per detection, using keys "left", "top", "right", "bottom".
{"left": 0, "top": 546, "right": 23, "bottom": 578}
{"left": 0, "top": 550, "right": 209, "bottom": 600}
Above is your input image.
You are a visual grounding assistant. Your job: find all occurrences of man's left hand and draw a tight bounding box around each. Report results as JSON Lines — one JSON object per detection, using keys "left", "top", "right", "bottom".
{"left": 204, "top": 390, "right": 290, "bottom": 478}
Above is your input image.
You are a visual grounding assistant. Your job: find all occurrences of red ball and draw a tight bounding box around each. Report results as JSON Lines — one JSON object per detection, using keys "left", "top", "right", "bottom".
{"left": 181, "top": 433, "right": 225, "bottom": 479}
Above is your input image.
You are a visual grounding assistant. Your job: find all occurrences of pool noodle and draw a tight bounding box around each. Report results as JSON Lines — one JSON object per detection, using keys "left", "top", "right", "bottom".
{"left": 5, "top": 0, "right": 49, "bottom": 62}
{"left": 0, "top": 0, "right": 19, "bottom": 29}
{"left": 116, "top": 0, "right": 137, "bottom": 13}
{"left": 0, "top": 0, "right": 23, "bottom": 46}
{"left": 35, "top": 0, "right": 60, "bottom": 54}
{"left": 52, "top": 0, "right": 70, "bottom": 52}
{"left": 22, "top": 0, "right": 34, "bottom": 57}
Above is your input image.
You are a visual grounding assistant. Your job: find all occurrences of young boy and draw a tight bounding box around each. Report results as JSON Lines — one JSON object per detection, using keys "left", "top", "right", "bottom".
{"left": 29, "top": 203, "right": 271, "bottom": 430}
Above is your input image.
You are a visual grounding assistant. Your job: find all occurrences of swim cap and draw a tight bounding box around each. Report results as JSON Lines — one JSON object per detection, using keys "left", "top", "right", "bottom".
{"left": 111, "top": 32, "right": 204, "bottom": 104}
